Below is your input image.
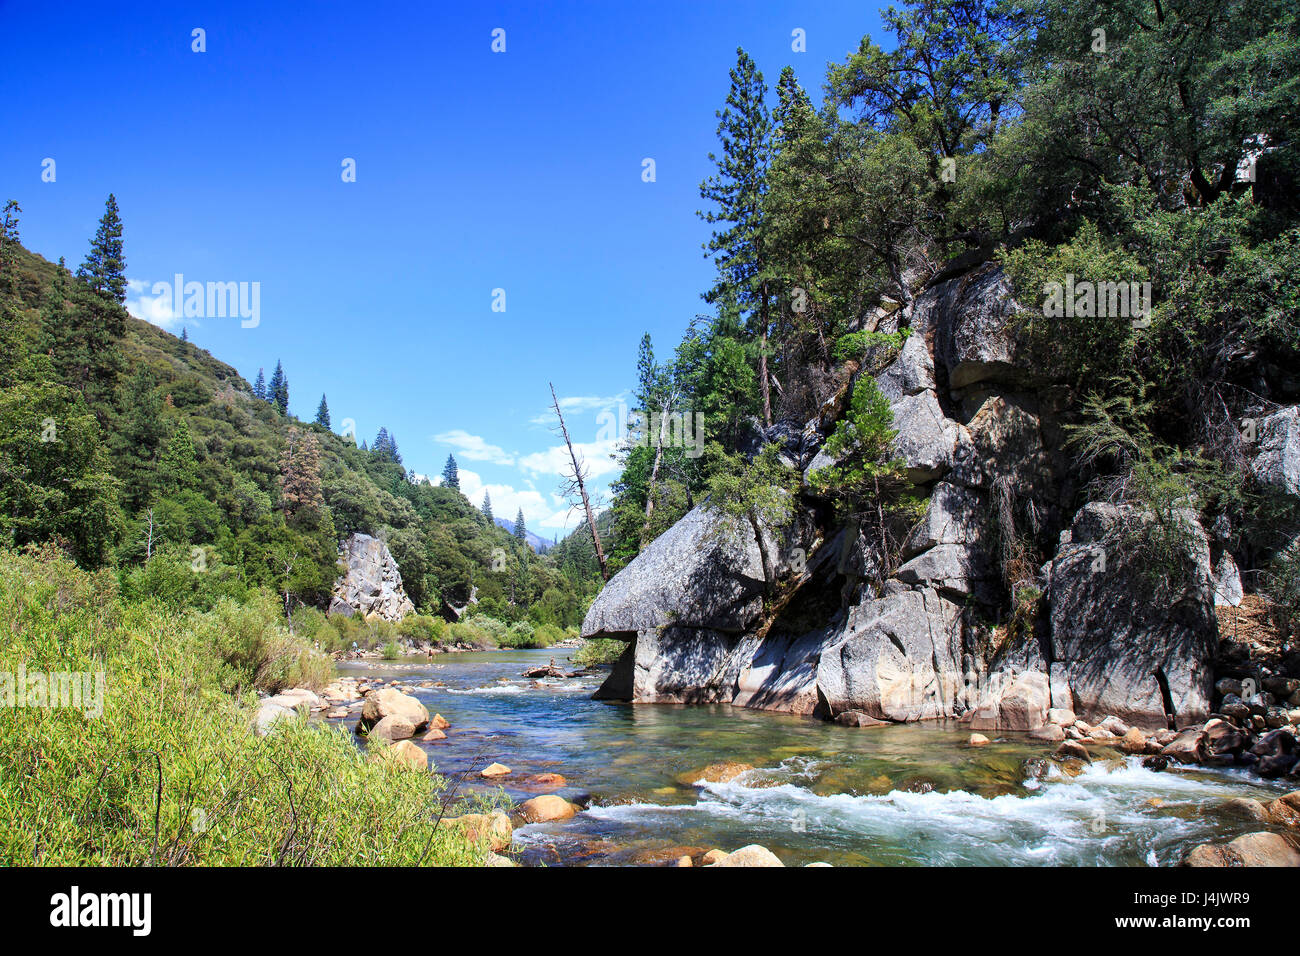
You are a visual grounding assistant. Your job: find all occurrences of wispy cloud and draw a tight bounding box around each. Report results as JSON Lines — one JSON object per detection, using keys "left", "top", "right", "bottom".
{"left": 518, "top": 437, "right": 622, "bottom": 481}
{"left": 528, "top": 392, "right": 628, "bottom": 426}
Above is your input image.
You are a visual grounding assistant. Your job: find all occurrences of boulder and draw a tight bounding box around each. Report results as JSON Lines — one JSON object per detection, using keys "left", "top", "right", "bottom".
{"left": 700, "top": 849, "right": 730, "bottom": 865}
{"left": 1251, "top": 729, "right": 1299, "bottom": 778}
{"left": 581, "top": 504, "right": 770, "bottom": 637}
{"left": 421, "top": 727, "right": 447, "bottom": 741}
{"left": 970, "top": 671, "right": 1050, "bottom": 732}
{"left": 253, "top": 701, "right": 296, "bottom": 736}
{"left": 361, "top": 687, "right": 429, "bottom": 733}
{"left": 1029, "top": 724, "right": 1065, "bottom": 742}
{"left": 369, "top": 715, "right": 416, "bottom": 742}
{"left": 329, "top": 533, "right": 415, "bottom": 621}
{"left": 675, "top": 762, "right": 753, "bottom": 786}
{"left": 1160, "top": 728, "right": 1206, "bottom": 764}
{"left": 440, "top": 811, "right": 513, "bottom": 852}
{"left": 385, "top": 739, "right": 427, "bottom": 771}
{"left": 429, "top": 714, "right": 451, "bottom": 730}
{"left": 1117, "top": 727, "right": 1149, "bottom": 754}
{"left": 1047, "top": 708, "right": 1077, "bottom": 727}
{"left": 817, "top": 587, "right": 968, "bottom": 722}
{"left": 708, "top": 844, "right": 784, "bottom": 867}
{"left": 1212, "top": 553, "right": 1244, "bottom": 607}
{"left": 1047, "top": 503, "right": 1218, "bottom": 729}
{"left": 481, "top": 762, "right": 512, "bottom": 778}
{"left": 518, "top": 795, "right": 578, "bottom": 824}
{"left": 1250, "top": 406, "right": 1300, "bottom": 495}
{"left": 969, "top": 733, "right": 990, "bottom": 747}
{"left": 1185, "top": 832, "right": 1300, "bottom": 867}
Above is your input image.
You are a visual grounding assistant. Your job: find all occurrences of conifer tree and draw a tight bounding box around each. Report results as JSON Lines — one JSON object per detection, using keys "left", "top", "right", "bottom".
{"left": 442, "top": 454, "right": 460, "bottom": 490}
{"left": 156, "top": 418, "right": 199, "bottom": 498}
{"left": 279, "top": 426, "right": 325, "bottom": 529}
{"left": 252, "top": 368, "right": 266, "bottom": 401}
{"left": 314, "top": 394, "right": 331, "bottom": 428}
{"left": 77, "top": 194, "right": 128, "bottom": 304}
{"left": 699, "top": 49, "right": 775, "bottom": 426}
{"left": 267, "top": 360, "right": 288, "bottom": 415}
{"left": 481, "top": 491, "right": 493, "bottom": 521}
{"left": 514, "top": 508, "right": 527, "bottom": 543}
{"left": 0, "top": 200, "right": 21, "bottom": 293}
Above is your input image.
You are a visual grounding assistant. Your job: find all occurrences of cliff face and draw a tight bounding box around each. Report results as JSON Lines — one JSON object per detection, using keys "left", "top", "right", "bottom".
{"left": 583, "top": 263, "right": 1247, "bottom": 732}
{"left": 329, "top": 533, "right": 415, "bottom": 622}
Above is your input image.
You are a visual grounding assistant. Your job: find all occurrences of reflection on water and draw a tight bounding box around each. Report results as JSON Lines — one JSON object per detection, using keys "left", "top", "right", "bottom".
{"left": 336, "top": 649, "right": 1290, "bottom": 867}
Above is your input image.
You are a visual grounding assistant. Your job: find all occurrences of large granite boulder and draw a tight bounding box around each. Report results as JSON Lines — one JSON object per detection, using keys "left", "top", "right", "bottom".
{"left": 329, "top": 533, "right": 415, "bottom": 621}
{"left": 815, "top": 587, "right": 968, "bottom": 722}
{"left": 582, "top": 504, "right": 774, "bottom": 636}
{"left": 1046, "top": 503, "right": 1218, "bottom": 729}
{"left": 1251, "top": 405, "right": 1300, "bottom": 495}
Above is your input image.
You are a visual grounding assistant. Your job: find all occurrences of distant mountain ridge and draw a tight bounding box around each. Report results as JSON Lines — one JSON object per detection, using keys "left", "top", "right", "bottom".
{"left": 494, "top": 517, "right": 554, "bottom": 553}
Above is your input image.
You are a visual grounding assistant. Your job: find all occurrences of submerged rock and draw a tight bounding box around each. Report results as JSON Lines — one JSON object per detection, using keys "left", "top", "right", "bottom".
{"left": 707, "top": 844, "right": 784, "bottom": 867}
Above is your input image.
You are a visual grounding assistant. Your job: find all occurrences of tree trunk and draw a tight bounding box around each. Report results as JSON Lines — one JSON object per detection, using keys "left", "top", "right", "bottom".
{"left": 550, "top": 383, "right": 609, "bottom": 581}
{"left": 758, "top": 281, "right": 772, "bottom": 427}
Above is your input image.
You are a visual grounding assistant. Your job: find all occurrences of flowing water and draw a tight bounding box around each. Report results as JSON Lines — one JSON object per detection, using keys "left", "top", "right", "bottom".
{"left": 336, "top": 648, "right": 1291, "bottom": 867}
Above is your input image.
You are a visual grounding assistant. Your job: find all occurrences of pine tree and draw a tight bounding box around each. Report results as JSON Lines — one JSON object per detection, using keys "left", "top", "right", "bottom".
{"left": 279, "top": 426, "right": 325, "bottom": 529}
{"left": 267, "top": 360, "right": 288, "bottom": 415}
{"left": 77, "top": 194, "right": 128, "bottom": 304}
{"left": 481, "top": 491, "right": 493, "bottom": 521}
{"left": 180, "top": 327, "right": 188, "bottom": 343}
{"left": 0, "top": 200, "right": 21, "bottom": 293}
{"left": 252, "top": 368, "right": 266, "bottom": 401}
{"left": 514, "top": 508, "right": 527, "bottom": 543}
{"left": 314, "top": 394, "right": 331, "bottom": 428}
{"left": 156, "top": 418, "right": 199, "bottom": 498}
{"left": 374, "top": 427, "right": 391, "bottom": 458}
{"left": 699, "top": 49, "right": 775, "bottom": 426}
{"left": 442, "top": 454, "right": 460, "bottom": 490}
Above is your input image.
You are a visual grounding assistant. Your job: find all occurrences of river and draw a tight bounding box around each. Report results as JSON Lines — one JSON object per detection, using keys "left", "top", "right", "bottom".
{"left": 335, "top": 647, "right": 1290, "bottom": 866}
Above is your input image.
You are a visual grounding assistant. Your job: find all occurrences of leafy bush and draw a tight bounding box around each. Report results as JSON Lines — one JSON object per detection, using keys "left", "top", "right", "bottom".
{"left": 572, "top": 638, "right": 627, "bottom": 667}
{"left": 0, "top": 547, "right": 486, "bottom": 866}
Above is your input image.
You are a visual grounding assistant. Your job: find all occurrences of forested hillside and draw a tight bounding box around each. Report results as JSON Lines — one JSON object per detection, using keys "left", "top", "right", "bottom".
{"left": 0, "top": 209, "right": 602, "bottom": 640}
{"left": 604, "top": 0, "right": 1300, "bottom": 629}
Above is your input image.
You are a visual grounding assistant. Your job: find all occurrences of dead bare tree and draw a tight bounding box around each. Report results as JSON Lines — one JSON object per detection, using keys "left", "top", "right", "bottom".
{"left": 549, "top": 382, "right": 608, "bottom": 582}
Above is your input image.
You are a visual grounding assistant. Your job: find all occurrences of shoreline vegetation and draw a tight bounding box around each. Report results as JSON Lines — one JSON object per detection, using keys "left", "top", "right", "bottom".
{"left": 0, "top": 546, "right": 492, "bottom": 866}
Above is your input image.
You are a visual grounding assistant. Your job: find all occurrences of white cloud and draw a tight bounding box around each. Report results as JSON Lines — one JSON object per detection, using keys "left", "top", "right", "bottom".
{"left": 125, "top": 277, "right": 185, "bottom": 329}
{"left": 450, "top": 467, "right": 573, "bottom": 540}
{"left": 518, "top": 437, "right": 622, "bottom": 481}
{"left": 528, "top": 392, "right": 628, "bottom": 426}
{"left": 433, "top": 429, "right": 515, "bottom": 465}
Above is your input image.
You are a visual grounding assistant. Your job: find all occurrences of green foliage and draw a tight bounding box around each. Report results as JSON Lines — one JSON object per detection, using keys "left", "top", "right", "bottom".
{"left": 572, "top": 638, "right": 627, "bottom": 667}
{"left": 0, "top": 547, "right": 485, "bottom": 867}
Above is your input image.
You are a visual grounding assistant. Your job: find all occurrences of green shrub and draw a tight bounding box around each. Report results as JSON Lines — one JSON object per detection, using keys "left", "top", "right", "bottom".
{"left": 0, "top": 547, "right": 488, "bottom": 866}
{"left": 572, "top": 638, "right": 627, "bottom": 667}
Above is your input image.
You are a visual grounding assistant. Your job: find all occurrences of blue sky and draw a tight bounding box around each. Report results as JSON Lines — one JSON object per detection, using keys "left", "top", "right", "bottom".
{"left": 1, "top": 0, "right": 886, "bottom": 540}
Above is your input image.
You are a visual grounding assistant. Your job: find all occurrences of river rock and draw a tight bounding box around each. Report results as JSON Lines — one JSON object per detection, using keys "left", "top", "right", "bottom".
{"left": 369, "top": 714, "right": 416, "bottom": 742}
{"left": 1047, "top": 503, "right": 1217, "bottom": 729}
{"left": 1056, "top": 740, "right": 1091, "bottom": 762}
{"left": 421, "top": 727, "right": 447, "bottom": 741}
{"left": 675, "top": 761, "right": 753, "bottom": 786}
{"left": 481, "top": 762, "right": 512, "bottom": 778}
{"left": 1117, "top": 727, "right": 1148, "bottom": 754}
{"left": 440, "top": 811, "right": 513, "bottom": 852}
{"left": 522, "top": 772, "right": 567, "bottom": 788}
{"left": 385, "top": 739, "right": 427, "bottom": 770}
{"left": 1251, "top": 729, "right": 1299, "bottom": 778}
{"left": 1186, "top": 831, "right": 1300, "bottom": 867}
{"left": 429, "top": 713, "right": 451, "bottom": 730}
{"left": 1029, "top": 725, "right": 1065, "bottom": 742}
{"left": 969, "top": 733, "right": 991, "bottom": 747}
{"left": 361, "top": 687, "right": 429, "bottom": 733}
{"left": 1047, "top": 708, "right": 1076, "bottom": 727}
{"left": 518, "top": 795, "right": 578, "bottom": 824}
{"left": 253, "top": 701, "right": 296, "bottom": 736}
{"left": 328, "top": 533, "right": 415, "bottom": 621}
{"left": 700, "top": 849, "right": 730, "bottom": 865}
{"left": 708, "top": 844, "right": 784, "bottom": 867}
{"left": 1160, "top": 728, "right": 1206, "bottom": 764}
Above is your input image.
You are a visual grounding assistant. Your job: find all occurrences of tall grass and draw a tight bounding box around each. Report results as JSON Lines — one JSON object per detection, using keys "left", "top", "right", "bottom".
{"left": 0, "top": 546, "right": 486, "bottom": 866}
